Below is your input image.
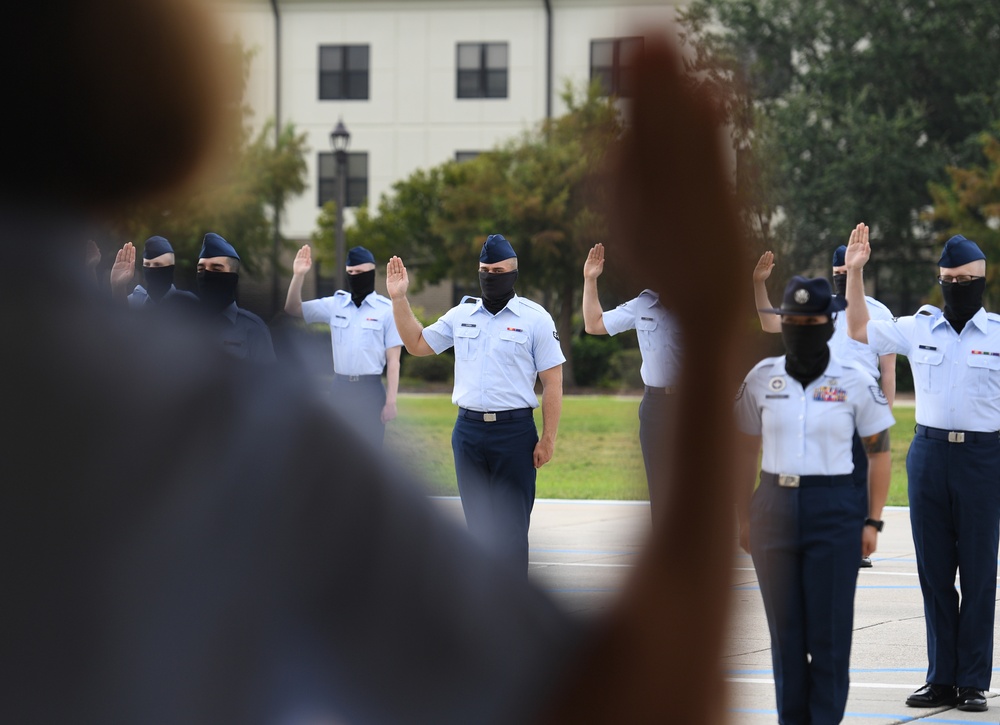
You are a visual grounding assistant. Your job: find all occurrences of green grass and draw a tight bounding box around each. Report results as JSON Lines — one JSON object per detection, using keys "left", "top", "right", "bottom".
{"left": 386, "top": 393, "right": 918, "bottom": 505}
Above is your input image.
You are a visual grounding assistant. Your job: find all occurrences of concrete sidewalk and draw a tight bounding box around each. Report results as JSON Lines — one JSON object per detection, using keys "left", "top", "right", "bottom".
{"left": 435, "top": 498, "right": 1000, "bottom": 724}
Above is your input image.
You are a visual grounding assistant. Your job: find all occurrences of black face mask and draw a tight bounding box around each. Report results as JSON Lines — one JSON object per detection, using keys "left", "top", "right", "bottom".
{"left": 348, "top": 269, "right": 376, "bottom": 307}
{"left": 941, "top": 277, "right": 985, "bottom": 332}
{"left": 782, "top": 320, "right": 834, "bottom": 387}
{"left": 479, "top": 270, "right": 518, "bottom": 315}
{"left": 196, "top": 270, "right": 239, "bottom": 314}
{"left": 831, "top": 273, "right": 848, "bottom": 297}
{"left": 143, "top": 264, "right": 175, "bottom": 302}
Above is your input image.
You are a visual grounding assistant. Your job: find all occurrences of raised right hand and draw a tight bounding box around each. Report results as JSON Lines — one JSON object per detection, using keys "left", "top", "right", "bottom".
{"left": 292, "top": 245, "right": 312, "bottom": 276}
{"left": 752, "top": 251, "right": 774, "bottom": 284}
{"left": 845, "top": 223, "right": 870, "bottom": 270}
{"left": 110, "top": 242, "right": 135, "bottom": 290}
{"left": 386, "top": 256, "right": 409, "bottom": 300}
{"left": 583, "top": 243, "right": 606, "bottom": 280}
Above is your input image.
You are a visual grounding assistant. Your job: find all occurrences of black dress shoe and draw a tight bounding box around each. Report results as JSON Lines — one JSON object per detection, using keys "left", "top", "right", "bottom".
{"left": 905, "top": 682, "right": 957, "bottom": 707}
{"left": 956, "top": 686, "right": 987, "bottom": 712}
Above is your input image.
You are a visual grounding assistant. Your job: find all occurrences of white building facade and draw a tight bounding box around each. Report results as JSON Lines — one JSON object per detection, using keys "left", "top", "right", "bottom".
{"left": 215, "top": 0, "right": 682, "bottom": 244}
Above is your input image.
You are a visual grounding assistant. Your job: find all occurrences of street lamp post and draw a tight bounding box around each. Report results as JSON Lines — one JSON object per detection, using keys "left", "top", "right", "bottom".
{"left": 330, "top": 118, "right": 351, "bottom": 292}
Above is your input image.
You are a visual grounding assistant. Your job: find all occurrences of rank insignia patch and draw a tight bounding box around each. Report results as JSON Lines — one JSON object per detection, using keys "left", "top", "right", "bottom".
{"left": 869, "top": 386, "right": 889, "bottom": 405}
{"left": 735, "top": 382, "right": 746, "bottom": 401}
{"left": 768, "top": 377, "right": 786, "bottom": 392}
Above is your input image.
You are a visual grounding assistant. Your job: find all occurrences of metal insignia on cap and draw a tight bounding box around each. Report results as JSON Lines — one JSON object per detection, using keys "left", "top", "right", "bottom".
{"left": 794, "top": 289, "right": 810, "bottom": 304}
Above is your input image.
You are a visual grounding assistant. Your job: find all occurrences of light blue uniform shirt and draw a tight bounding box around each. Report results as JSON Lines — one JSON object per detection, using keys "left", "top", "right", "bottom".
{"left": 868, "top": 305, "right": 1000, "bottom": 431}
{"left": 735, "top": 354, "right": 895, "bottom": 475}
{"left": 830, "top": 296, "right": 892, "bottom": 379}
{"left": 601, "top": 289, "right": 681, "bottom": 388}
{"left": 302, "top": 291, "right": 403, "bottom": 376}
{"left": 422, "top": 294, "right": 565, "bottom": 411}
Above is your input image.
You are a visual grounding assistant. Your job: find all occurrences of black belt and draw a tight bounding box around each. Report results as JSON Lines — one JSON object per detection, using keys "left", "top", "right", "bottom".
{"left": 760, "top": 471, "right": 854, "bottom": 489}
{"left": 644, "top": 385, "right": 676, "bottom": 395}
{"left": 914, "top": 424, "right": 1000, "bottom": 444}
{"left": 458, "top": 407, "right": 533, "bottom": 422}
{"left": 334, "top": 373, "right": 382, "bottom": 383}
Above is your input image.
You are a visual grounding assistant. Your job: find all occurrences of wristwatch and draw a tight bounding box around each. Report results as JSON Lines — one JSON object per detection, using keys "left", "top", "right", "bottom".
{"left": 864, "top": 518, "right": 884, "bottom": 532}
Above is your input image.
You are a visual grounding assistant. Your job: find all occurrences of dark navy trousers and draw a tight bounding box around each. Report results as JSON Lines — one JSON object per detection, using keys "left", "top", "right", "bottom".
{"left": 749, "top": 474, "right": 866, "bottom": 725}
{"left": 638, "top": 390, "right": 676, "bottom": 522}
{"left": 330, "top": 376, "right": 387, "bottom": 449}
{"left": 452, "top": 414, "right": 538, "bottom": 574}
{"left": 907, "top": 434, "right": 1000, "bottom": 690}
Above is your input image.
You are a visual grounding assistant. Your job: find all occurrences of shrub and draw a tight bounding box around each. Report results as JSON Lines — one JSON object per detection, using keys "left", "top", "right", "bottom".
{"left": 609, "top": 348, "right": 644, "bottom": 390}
{"left": 572, "top": 333, "right": 621, "bottom": 387}
{"left": 402, "top": 351, "right": 454, "bottom": 382}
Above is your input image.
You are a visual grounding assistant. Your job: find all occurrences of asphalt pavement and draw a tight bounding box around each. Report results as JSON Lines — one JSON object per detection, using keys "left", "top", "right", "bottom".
{"left": 434, "top": 498, "right": 1000, "bottom": 724}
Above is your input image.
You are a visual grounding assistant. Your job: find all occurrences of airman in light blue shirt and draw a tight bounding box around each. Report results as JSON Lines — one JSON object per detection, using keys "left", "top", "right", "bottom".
{"left": 387, "top": 234, "right": 564, "bottom": 574}
{"left": 581, "top": 242, "right": 681, "bottom": 519}
{"left": 286, "top": 244, "right": 402, "bottom": 448}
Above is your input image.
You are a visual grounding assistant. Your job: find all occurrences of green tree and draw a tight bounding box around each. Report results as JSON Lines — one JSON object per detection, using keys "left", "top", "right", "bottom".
{"left": 111, "top": 42, "right": 308, "bottom": 299}
{"left": 681, "top": 0, "right": 1000, "bottom": 312}
{"left": 928, "top": 129, "right": 1000, "bottom": 305}
{"left": 349, "top": 82, "right": 623, "bottom": 385}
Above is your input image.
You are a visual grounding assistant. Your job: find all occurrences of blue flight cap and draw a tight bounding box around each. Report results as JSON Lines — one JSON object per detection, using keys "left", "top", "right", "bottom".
{"left": 143, "top": 235, "right": 174, "bottom": 259}
{"left": 198, "top": 232, "right": 239, "bottom": 260}
{"left": 760, "top": 275, "right": 846, "bottom": 316}
{"left": 831, "top": 245, "right": 847, "bottom": 268}
{"left": 479, "top": 234, "right": 516, "bottom": 263}
{"left": 347, "top": 246, "right": 375, "bottom": 266}
{"left": 938, "top": 234, "right": 985, "bottom": 268}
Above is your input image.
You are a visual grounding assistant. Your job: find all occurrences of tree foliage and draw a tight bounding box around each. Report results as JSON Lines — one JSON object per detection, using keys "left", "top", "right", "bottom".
{"left": 110, "top": 42, "right": 308, "bottom": 288}
{"left": 681, "top": 0, "right": 1000, "bottom": 312}
{"left": 348, "top": 82, "right": 623, "bottom": 384}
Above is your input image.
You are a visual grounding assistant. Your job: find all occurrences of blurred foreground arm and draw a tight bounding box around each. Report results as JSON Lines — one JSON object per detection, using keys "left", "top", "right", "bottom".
{"left": 536, "top": 35, "right": 751, "bottom": 725}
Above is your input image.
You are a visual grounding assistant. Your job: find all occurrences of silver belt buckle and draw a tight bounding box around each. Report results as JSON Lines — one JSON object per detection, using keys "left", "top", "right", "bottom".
{"left": 483, "top": 412, "right": 497, "bottom": 422}
{"left": 948, "top": 431, "right": 965, "bottom": 443}
{"left": 778, "top": 474, "right": 800, "bottom": 488}
{"left": 663, "top": 386, "right": 676, "bottom": 395}
{"left": 349, "top": 375, "right": 360, "bottom": 382}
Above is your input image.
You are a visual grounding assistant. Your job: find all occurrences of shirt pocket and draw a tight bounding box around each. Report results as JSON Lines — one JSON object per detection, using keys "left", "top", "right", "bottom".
{"left": 910, "top": 348, "right": 944, "bottom": 393}
{"left": 330, "top": 315, "right": 351, "bottom": 345}
{"left": 454, "top": 325, "right": 481, "bottom": 361}
{"left": 497, "top": 328, "right": 529, "bottom": 365}
{"left": 967, "top": 352, "right": 1000, "bottom": 397}
{"left": 361, "top": 318, "right": 382, "bottom": 343}
{"left": 635, "top": 317, "right": 659, "bottom": 352}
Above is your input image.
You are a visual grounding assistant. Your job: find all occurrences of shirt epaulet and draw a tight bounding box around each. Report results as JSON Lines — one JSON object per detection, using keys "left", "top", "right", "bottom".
{"left": 517, "top": 297, "right": 547, "bottom": 314}
{"left": 916, "top": 304, "right": 940, "bottom": 317}
{"left": 460, "top": 295, "right": 478, "bottom": 304}
{"left": 750, "top": 356, "right": 781, "bottom": 375}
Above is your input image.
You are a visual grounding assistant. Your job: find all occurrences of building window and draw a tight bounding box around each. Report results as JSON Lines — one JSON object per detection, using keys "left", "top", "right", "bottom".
{"left": 457, "top": 42, "right": 508, "bottom": 99}
{"left": 455, "top": 151, "right": 482, "bottom": 163}
{"left": 590, "top": 37, "right": 643, "bottom": 97}
{"left": 318, "top": 152, "right": 368, "bottom": 208}
{"left": 319, "top": 45, "right": 369, "bottom": 100}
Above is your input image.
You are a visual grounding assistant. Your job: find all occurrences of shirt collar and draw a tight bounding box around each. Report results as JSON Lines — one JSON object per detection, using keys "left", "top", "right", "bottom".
{"left": 931, "top": 307, "right": 989, "bottom": 334}
{"left": 473, "top": 293, "right": 521, "bottom": 316}
{"left": 339, "top": 291, "right": 376, "bottom": 308}
{"left": 221, "top": 301, "right": 239, "bottom": 324}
